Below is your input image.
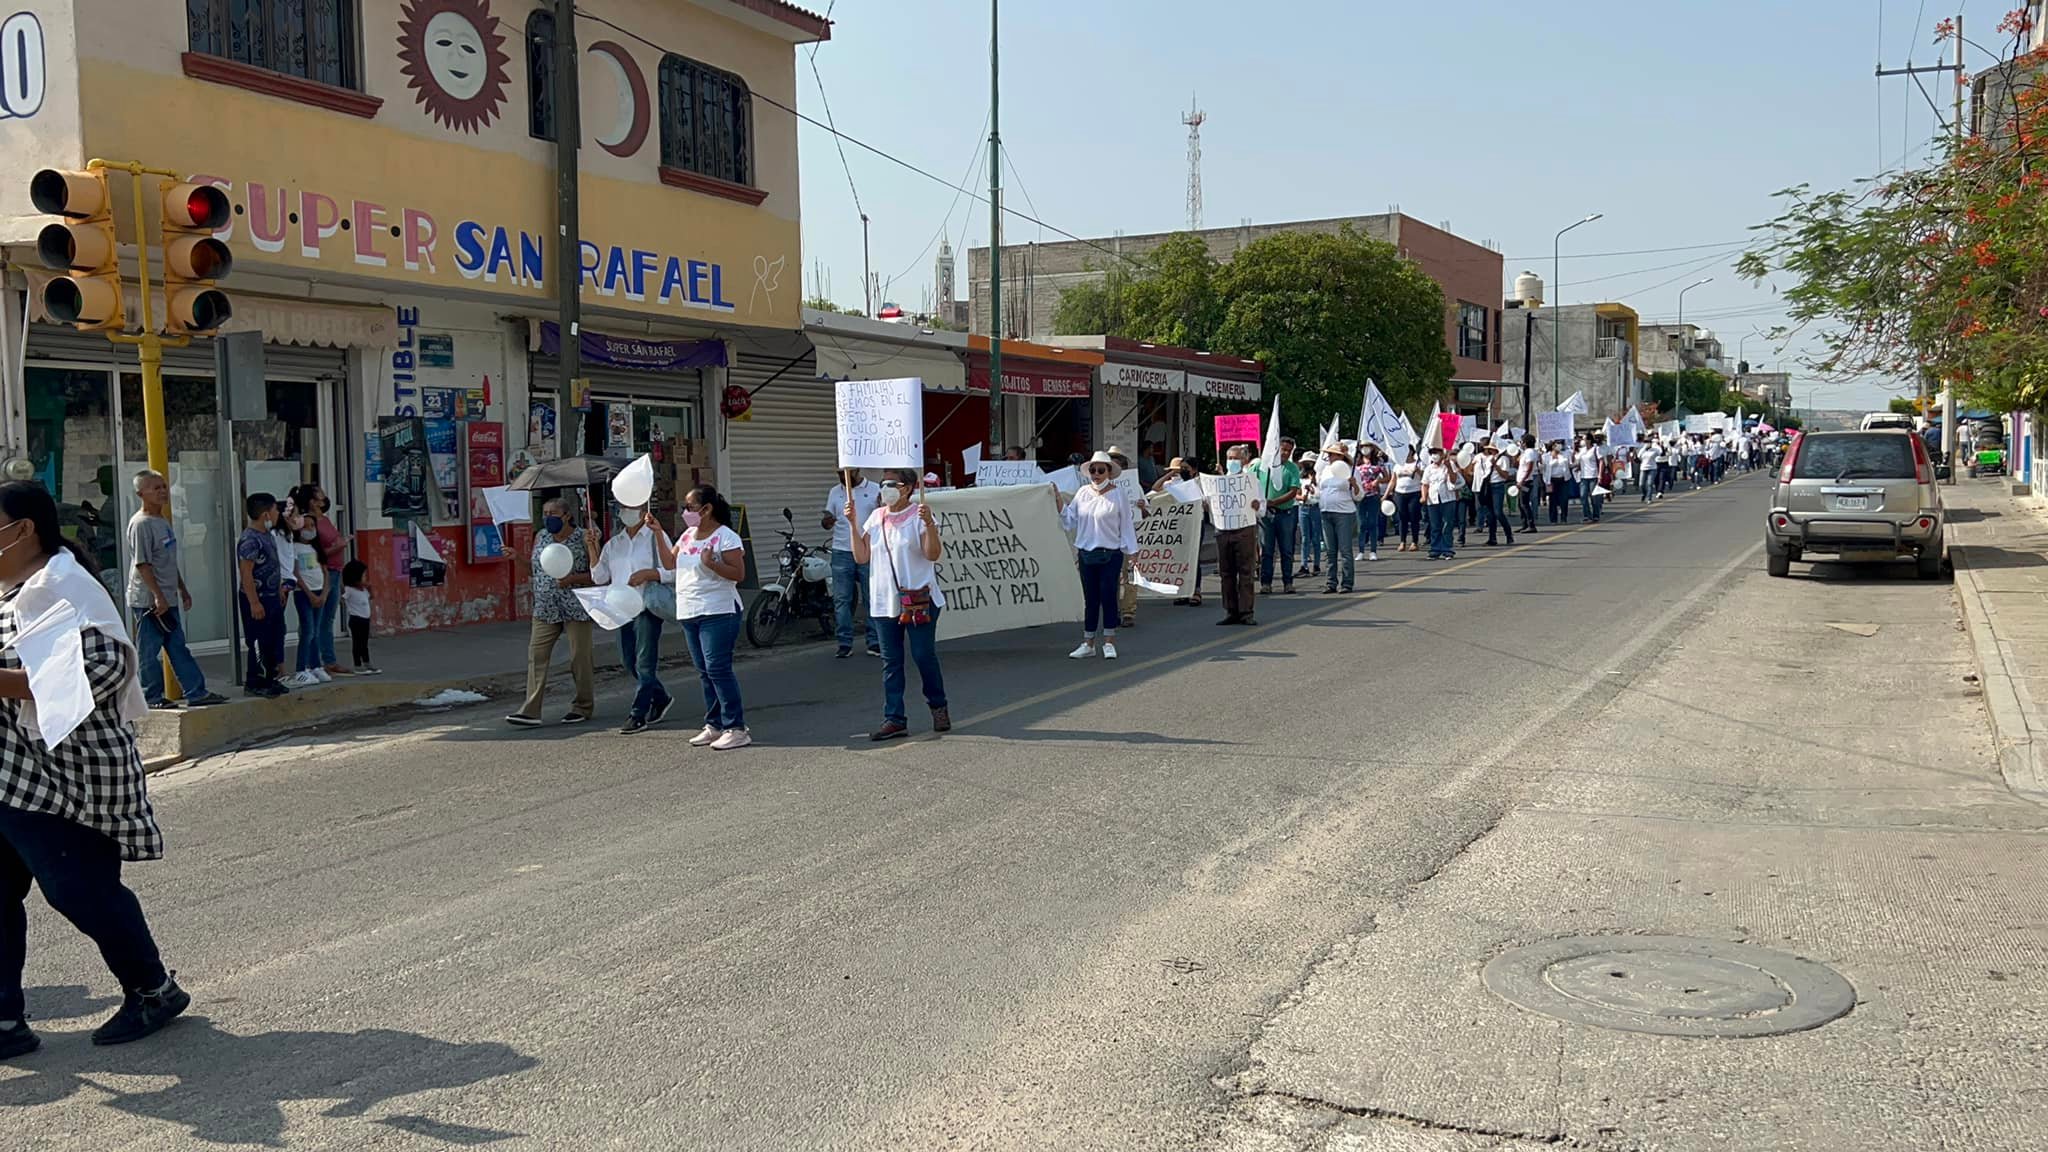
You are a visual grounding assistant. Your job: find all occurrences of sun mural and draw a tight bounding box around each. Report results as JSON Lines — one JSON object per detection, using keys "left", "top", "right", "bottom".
{"left": 396, "top": 0, "right": 511, "bottom": 134}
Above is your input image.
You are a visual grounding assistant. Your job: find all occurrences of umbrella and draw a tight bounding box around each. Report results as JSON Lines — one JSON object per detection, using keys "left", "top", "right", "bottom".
{"left": 506, "top": 455, "right": 634, "bottom": 492}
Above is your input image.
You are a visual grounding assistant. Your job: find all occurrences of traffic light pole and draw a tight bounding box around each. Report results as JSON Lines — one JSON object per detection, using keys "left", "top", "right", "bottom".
{"left": 91, "top": 158, "right": 190, "bottom": 478}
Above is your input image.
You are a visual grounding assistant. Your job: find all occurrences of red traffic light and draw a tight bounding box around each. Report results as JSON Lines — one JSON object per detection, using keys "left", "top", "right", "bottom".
{"left": 162, "top": 182, "right": 230, "bottom": 230}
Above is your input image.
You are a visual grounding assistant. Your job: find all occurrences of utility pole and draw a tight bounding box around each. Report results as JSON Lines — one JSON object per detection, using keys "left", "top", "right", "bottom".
{"left": 1521, "top": 309, "right": 1535, "bottom": 436}
{"left": 1552, "top": 213, "right": 1602, "bottom": 409}
{"left": 1677, "top": 277, "right": 1712, "bottom": 416}
{"left": 1876, "top": 9, "right": 1965, "bottom": 428}
{"left": 861, "top": 212, "right": 872, "bottom": 316}
{"left": 986, "top": 0, "right": 1004, "bottom": 453}
{"left": 552, "top": 0, "right": 586, "bottom": 453}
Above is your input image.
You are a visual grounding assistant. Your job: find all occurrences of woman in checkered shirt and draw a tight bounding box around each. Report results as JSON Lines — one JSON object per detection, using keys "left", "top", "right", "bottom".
{"left": 0, "top": 482, "right": 187, "bottom": 1060}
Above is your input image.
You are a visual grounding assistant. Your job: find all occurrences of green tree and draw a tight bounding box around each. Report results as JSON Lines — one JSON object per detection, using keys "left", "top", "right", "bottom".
{"left": 805, "top": 295, "right": 857, "bottom": 316}
{"left": 1643, "top": 368, "right": 1735, "bottom": 415}
{"left": 1050, "top": 233, "right": 1223, "bottom": 347}
{"left": 1888, "top": 396, "right": 1922, "bottom": 416}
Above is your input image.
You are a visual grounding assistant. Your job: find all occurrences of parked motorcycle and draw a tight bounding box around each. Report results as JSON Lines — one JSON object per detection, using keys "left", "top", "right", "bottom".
{"left": 745, "top": 507, "right": 835, "bottom": 648}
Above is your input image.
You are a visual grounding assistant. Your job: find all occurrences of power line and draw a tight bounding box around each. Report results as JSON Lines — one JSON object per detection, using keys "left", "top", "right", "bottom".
{"left": 886, "top": 104, "right": 990, "bottom": 285}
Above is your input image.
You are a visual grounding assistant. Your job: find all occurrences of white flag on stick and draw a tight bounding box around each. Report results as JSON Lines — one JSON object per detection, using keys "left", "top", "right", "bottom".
{"left": 1557, "top": 390, "right": 1589, "bottom": 415}
{"left": 1259, "top": 397, "right": 1283, "bottom": 470}
{"left": 1360, "top": 380, "right": 1411, "bottom": 462}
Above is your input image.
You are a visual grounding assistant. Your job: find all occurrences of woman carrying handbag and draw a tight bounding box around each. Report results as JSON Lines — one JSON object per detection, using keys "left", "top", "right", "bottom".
{"left": 849, "top": 469, "right": 949, "bottom": 742}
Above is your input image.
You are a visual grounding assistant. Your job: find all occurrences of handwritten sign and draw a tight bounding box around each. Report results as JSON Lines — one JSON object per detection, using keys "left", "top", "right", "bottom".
{"left": 835, "top": 378, "right": 924, "bottom": 469}
{"left": 1132, "top": 500, "right": 1200, "bottom": 598}
{"left": 925, "top": 485, "right": 1083, "bottom": 641}
{"left": 975, "top": 460, "right": 1046, "bottom": 488}
{"left": 1684, "top": 414, "right": 1715, "bottom": 435}
{"left": 1535, "top": 411, "right": 1576, "bottom": 446}
{"left": 1215, "top": 413, "right": 1263, "bottom": 450}
{"left": 1607, "top": 420, "right": 1638, "bottom": 448}
{"left": 1113, "top": 468, "right": 1142, "bottom": 507}
{"left": 1202, "top": 471, "right": 1260, "bottom": 531}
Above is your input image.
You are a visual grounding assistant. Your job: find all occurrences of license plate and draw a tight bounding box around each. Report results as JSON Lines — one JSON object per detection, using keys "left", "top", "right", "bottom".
{"left": 1833, "top": 496, "right": 1868, "bottom": 511}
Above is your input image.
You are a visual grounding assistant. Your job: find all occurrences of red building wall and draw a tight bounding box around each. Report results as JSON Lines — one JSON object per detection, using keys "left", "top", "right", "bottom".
{"left": 1394, "top": 216, "right": 1505, "bottom": 383}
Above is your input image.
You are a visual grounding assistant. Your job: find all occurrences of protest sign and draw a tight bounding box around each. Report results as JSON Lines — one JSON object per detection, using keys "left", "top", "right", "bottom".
{"left": 1202, "top": 471, "right": 1260, "bottom": 531}
{"left": 925, "top": 485, "right": 1083, "bottom": 641}
{"left": 1045, "top": 465, "right": 1083, "bottom": 495}
{"left": 1215, "top": 413, "right": 1262, "bottom": 450}
{"left": 1685, "top": 413, "right": 1715, "bottom": 434}
{"left": 1132, "top": 500, "right": 1201, "bottom": 598}
{"left": 1165, "top": 476, "right": 1205, "bottom": 504}
{"left": 962, "top": 442, "right": 982, "bottom": 477}
{"left": 976, "top": 460, "right": 1046, "bottom": 488}
{"left": 1535, "top": 411, "right": 1576, "bottom": 445}
{"left": 835, "top": 378, "right": 924, "bottom": 469}
{"left": 1607, "top": 421, "right": 1638, "bottom": 448}
{"left": 1440, "top": 412, "right": 1463, "bottom": 449}
{"left": 1113, "top": 468, "right": 1142, "bottom": 507}
{"left": 1656, "top": 420, "right": 1682, "bottom": 440}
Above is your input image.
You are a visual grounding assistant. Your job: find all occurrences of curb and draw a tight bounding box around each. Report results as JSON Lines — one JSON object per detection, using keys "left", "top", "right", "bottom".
{"left": 1951, "top": 543, "right": 2048, "bottom": 805}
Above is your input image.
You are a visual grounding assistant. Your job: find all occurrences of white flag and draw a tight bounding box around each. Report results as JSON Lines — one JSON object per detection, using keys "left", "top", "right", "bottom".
{"left": 1400, "top": 412, "right": 1419, "bottom": 459}
{"left": 1360, "top": 380, "right": 1411, "bottom": 461}
{"left": 1259, "top": 397, "right": 1283, "bottom": 470}
{"left": 1557, "top": 390, "right": 1589, "bottom": 415}
{"left": 1421, "top": 403, "right": 1444, "bottom": 452}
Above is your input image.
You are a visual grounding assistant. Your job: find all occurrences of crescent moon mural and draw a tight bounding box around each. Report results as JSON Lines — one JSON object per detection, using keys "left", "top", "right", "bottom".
{"left": 587, "top": 40, "right": 649, "bottom": 158}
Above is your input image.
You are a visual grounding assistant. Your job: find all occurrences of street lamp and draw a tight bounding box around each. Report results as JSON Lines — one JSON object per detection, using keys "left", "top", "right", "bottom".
{"left": 1552, "top": 213, "right": 1602, "bottom": 408}
{"left": 1675, "top": 277, "right": 1713, "bottom": 416}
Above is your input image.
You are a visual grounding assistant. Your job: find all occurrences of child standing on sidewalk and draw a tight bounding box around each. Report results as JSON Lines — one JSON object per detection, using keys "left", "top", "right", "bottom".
{"left": 341, "top": 559, "right": 379, "bottom": 675}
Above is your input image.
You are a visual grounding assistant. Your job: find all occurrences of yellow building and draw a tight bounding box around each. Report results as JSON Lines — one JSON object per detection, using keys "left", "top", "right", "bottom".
{"left": 0, "top": 0, "right": 826, "bottom": 641}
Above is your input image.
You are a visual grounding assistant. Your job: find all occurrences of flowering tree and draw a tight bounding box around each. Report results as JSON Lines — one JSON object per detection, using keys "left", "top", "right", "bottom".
{"left": 1738, "top": 9, "right": 2048, "bottom": 412}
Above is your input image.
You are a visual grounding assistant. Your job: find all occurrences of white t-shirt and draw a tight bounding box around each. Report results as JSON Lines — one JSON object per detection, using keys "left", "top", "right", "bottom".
{"left": 1392, "top": 461, "right": 1423, "bottom": 494}
{"left": 1315, "top": 460, "right": 1359, "bottom": 513}
{"left": 672, "top": 525, "right": 745, "bottom": 619}
{"left": 1576, "top": 447, "right": 1601, "bottom": 480}
{"left": 343, "top": 586, "right": 371, "bottom": 618}
{"left": 1422, "top": 462, "right": 1458, "bottom": 505}
{"left": 863, "top": 507, "right": 946, "bottom": 618}
{"left": 825, "top": 480, "right": 882, "bottom": 554}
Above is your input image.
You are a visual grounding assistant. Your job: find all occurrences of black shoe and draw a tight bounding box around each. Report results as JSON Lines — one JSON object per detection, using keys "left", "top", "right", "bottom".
{"left": 835, "top": 646, "right": 852, "bottom": 659}
{"left": 647, "top": 697, "right": 674, "bottom": 728}
{"left": 186, "top": 692, "right": 229, "bottom": 707}
{"left": 92, "top": 978, "right": 189, "bottom": 1046}
{"left": 560, "top": 711, "right": 590, "bottom": 725}
{"left": 1237, "top": 615, "right": 1257, "bottom": 625}
{"left": 1216, "top": 615, "right": 1242, "bottom": 626}
{"left": 871, "top": 721, "right": 908, "bottom": 741}
{"left": 619, "top": 716, "right": 647, "bottom": 735}
{"left": 1322, "top": 586, "right": 1339, "bottom": 594}
{"left": 866, "top": 644, "right": 882, "bottom": 657}
{"left": 0, "top": 1021, "right": 39, "bottom": 1060}
{"left": 148, "top": 700, "right": 180, "bottom": 711}
{"left": 931, "top": 707, "right": 952, "bottom": 733}
{"left": 505, "top": 714, "right": 542, "bottom": 728}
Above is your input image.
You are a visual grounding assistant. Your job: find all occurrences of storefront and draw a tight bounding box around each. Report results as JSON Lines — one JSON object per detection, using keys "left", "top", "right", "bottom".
{"left": 12, "top": 282, "right": 386, "bottom": 650}
{"left": 807, "top": 311, "right": 974, "bottom": 485}
{"left": 722, "top": 329, "right": 824, "bottom": 537}
{"left": 960, "top": 337, "right": 1101, "bottom": 476}
{"left": 1055, "top": 337, "right": 1264, "bottom": 478}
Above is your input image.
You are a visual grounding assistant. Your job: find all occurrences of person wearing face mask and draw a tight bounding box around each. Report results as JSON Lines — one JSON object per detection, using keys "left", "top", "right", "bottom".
{"left": 1421, "top": 446, "right": 1460, "bottom": 560}
{"left": 0, "top": 481, "right": 190, "bottom": 1060}
{"left": 821, "top": 470, "right": 883, "bottom": 659}
{"left": 1390, "top": 448, "right": 1425, "bottom": 552}
{"left": 848, "top": 469, "right": 948, "bottom": 740}
{"left": 283, "top": 485, "right": 334, "bottom": 687}
{"left": 655, "top": 485, "right": 750, "bottom": 751}
{"left": 1214, "top": 444, "right": 1264, "bottom": 625}
{"left": 1061, "top": 452, "right": 1139, "bottom": 659}
{"left": 591, "top": 496, "right": 675, "bottom": 735}
{"left": 506, "top": 498, "right": 598, "bottom": 728}
{"left": 236, "top": 493, "right": 288, "bottom": 698}
{"left": 294, "top": 484, "right": 349, "bottom": 680}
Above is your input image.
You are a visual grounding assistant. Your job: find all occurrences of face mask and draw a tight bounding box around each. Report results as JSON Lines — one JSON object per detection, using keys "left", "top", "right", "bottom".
{"left": 299, "top": 527, "right": 317, "bottom": 541}
{"left": 881, "top": 482, "right": 905, "bottom": 499}
{"left": 1092, "top": 476, "right": 1113, "bottom": 491}
{"left": 0, "top": 521, "right": 29, "bottom": 561}
{"left": 543, "top": 515, "right": 565, "bottom": 535}
{"left": 682, "top": 509, "right": 703, "bottom": 528}
{"left": 1226, "top": 459, "right": 1244, "bottom": 475}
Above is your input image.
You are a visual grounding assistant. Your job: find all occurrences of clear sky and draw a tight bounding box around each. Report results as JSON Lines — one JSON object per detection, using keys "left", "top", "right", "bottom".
{"left": 791, "top": 0, "right": 2017, "bottom": 412}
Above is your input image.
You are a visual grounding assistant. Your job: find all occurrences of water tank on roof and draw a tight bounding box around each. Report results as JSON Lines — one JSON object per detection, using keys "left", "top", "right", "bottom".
{"left": 1514, "top": 271, "right": 1544, "bottom": 308}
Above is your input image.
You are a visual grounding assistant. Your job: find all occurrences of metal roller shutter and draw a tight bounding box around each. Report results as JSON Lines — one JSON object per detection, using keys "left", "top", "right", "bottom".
{"left": 723, "top": 346, "right": 829, "bottom": 537}
{"left": 24, "top": 325, "right": 346, "bottom": 377}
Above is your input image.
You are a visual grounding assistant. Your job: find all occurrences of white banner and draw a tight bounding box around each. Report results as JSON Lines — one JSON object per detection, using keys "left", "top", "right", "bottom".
{"left": 975, "top": 460, "right": 1046, "bottom": 488}
{"left": 1202, "top": 471, "right": 1260, "bottom": 531}
{"left": 1685, "top": 414, "right": 1715, "bottom": 434}
{"left": 1359, "top": 380, "right": 1412, "bottom": 463}
{"left": 1557, "top": 390, "right": 1589, "bottom": 414}
{"left": 1132, "top": 499, "right": 1201, "bottom": 599}
{"left": 926, "top": 485, "right": 1084, "bottom": 641}
{"left": 835, "top": 378, "right": 924, "bottom": 469}
{"left": 1656, "top": 420, "right": 1682, "bottom": 440}
{"left": 1535, "top": 411, "right": 1576, "bottom": 445}
{"left": 1607, "top": 420, "right": 1639, "bottom": 448}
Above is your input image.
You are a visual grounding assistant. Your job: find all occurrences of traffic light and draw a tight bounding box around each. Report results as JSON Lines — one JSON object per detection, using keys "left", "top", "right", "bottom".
{"left": 29, "top": 168, "right": 124, "bottom": 331}
{"left": 158, "top": 180, "right": 232, "bottom": 333}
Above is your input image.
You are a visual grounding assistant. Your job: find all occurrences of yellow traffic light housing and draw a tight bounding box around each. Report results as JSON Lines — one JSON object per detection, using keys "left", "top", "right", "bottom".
{"left": 159, "top": 180, "right": 232, "bottom": 333}
{"left": 29, "top": 167, "right": 124, "bottom": 331}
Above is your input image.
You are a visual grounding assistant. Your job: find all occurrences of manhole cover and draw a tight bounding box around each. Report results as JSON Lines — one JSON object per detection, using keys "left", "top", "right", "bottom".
{"left": 1482, "top": 935, "right": 1855, "bottom": 1038}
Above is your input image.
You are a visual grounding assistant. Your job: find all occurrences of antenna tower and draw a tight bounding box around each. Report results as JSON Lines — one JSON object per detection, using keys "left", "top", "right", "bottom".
{"left": 1182, "top": 96, "right": 1206, "bottom": 232}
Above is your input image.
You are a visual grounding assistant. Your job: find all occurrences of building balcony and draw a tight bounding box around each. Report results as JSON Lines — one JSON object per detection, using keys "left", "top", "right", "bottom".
{"left": 1596, "top": 337, "right": 1632, "bottom": 360}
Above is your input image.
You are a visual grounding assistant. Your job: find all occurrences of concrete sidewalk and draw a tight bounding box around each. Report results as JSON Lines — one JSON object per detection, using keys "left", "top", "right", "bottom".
{"left": 1945, "top": 477, "right": 2048, "bottom": 803}
{"left": 137, "top": 607, "right": 821, "bottom": 768}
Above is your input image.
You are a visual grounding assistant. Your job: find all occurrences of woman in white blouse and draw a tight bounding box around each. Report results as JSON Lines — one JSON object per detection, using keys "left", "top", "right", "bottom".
{"left": 652, "top": 485, "right": 750, "bottom": 750}
{"left": 1061, "top": 451, "right": 1140, "bottom": 660}
{"left": 848, "top": 468, "right": 949, "bottom": 741}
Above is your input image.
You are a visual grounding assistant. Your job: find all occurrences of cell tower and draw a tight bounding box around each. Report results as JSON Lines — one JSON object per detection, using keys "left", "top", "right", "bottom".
{"left": 1182, "top": 95, "right": 1206, "bottom": 232}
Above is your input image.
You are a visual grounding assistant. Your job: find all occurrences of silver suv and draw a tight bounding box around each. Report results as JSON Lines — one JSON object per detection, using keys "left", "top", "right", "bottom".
{"left": 1765, "top": 430, "right": 1946, "bottom": 579}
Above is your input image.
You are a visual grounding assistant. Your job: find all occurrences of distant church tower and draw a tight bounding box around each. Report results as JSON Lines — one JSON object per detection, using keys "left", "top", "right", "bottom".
{"left": 934, "top": 238, "right": 956, "bottom": 318}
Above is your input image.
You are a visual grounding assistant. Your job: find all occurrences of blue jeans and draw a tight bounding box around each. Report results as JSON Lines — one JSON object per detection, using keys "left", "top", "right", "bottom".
{"left": 0, "top": 804, "right": 169, "bottom": 1023}
{"left": 1299, "top": 507, "right": 1323, "bottom": 569}
{"left": 1321, "top": 511, "right": 1356, "bottom": 590}
{"left": 293, "top": 587, "right": 327, "bottom": 672}
{"left": 131, "top": 606, "right": 208, "bottom": 704}
{"left": 315, "top": 570, "right": 342, "bottom": 665}
{"left": 1425, "top": 501, "right": 1458, "bottom": 556}
{"left": 1396, "top": 492, "right": 1423, "bottom": 545}
{"left": 1359, "top": 504, "right": 1386, "bottom": 553}
{"left": 1485, "top": 483, "right": 1513, "bottom": 542}
{"left": 680, "top": 610, "right": 744, "bottom": 730}
{"left": 830, "top": 549, "right": 876, "bottom": 650}
{"left": 1259, "top": 506, "right": 1298, "bottom": 587}
{"left": 618, "top": 611, "right": 670, "bottom": 720}
{"left": 1078, "top": 551, "right": 1122, "bottom": 636}
{"left": 239, "top": 590, "right": 285, "bottom": 689}
{"left": 875, "top": 607, "right": 947, "bottom": 726}
{"left": 1579, "top": 479, "right": 1598, "bottom": 522}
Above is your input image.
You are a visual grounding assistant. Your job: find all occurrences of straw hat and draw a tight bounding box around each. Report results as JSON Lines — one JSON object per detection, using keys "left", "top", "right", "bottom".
{"left": 1323, "top": 441, "right": 1351, "bottom": 459}
{"left": 1082, "top": 451, "right": 1123, "bottom": 480}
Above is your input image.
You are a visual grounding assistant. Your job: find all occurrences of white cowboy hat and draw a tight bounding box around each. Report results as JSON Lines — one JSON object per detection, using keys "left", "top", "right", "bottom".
{"left": 1082, "top": 451, "right": 1123, "bottom": 480}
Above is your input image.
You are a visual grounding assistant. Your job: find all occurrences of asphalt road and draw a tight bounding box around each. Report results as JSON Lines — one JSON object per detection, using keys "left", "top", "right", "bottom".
{"left": 10, "top": 475, "right": 1785, "bottom": 1150}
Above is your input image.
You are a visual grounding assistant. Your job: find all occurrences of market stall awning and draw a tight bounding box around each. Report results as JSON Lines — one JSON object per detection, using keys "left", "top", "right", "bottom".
{"left": 964, "top": 335, "right": 1101, "bottom": 398}
{"left": 806, "top": 309, "right": 969, "bottom": 392}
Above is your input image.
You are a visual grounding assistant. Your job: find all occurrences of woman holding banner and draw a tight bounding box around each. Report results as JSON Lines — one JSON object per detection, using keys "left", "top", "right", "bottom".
{"left": 1062, "top": 452, "right": 1139, "bottom": 660}
{"left": 849, "top": 470, "right": 949, "bottom": 741}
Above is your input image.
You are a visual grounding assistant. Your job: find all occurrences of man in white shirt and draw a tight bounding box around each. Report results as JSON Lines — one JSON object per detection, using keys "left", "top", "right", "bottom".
{"left": 592, "top": 504, "right": 675, "bottom": 733}
{"left": 1575, "top": 436, "right": 1602, "bottom": 523}
{"left": 821, "top": 470, "right": 882, "bottom": 658}
{"left": 1637, "top": 442, "right": 1660, "bottom": 503}
{"left": 1479, "top": 443, "right": 1514, "bottom": 546}
{"left": 1421, "top": 446, "right": 1460, "bottom": 559}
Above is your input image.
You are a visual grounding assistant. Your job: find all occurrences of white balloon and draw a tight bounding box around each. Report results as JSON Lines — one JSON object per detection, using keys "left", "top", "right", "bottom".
{"left": 604, "top": 583, "right": 645, "bottom": 619}
{"left": 612, "top": 454, "right": 656, "bottom": 509}
{"left": 1380, "top": 499, "right": 1397, "bottom": 517}
{"left": 539, "top": 542, "right": 573, "bottom": 579}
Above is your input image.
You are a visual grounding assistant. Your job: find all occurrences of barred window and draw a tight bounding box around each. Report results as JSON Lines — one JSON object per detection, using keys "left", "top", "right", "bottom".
{"left": 659, "top": 54, "right": 752, "bottom": 186}
{"left": 186, "top": 0, "right": 360, "bottom": 90}
{"left": 1457, "top": 301, "right": 1489, "bottom": 361}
